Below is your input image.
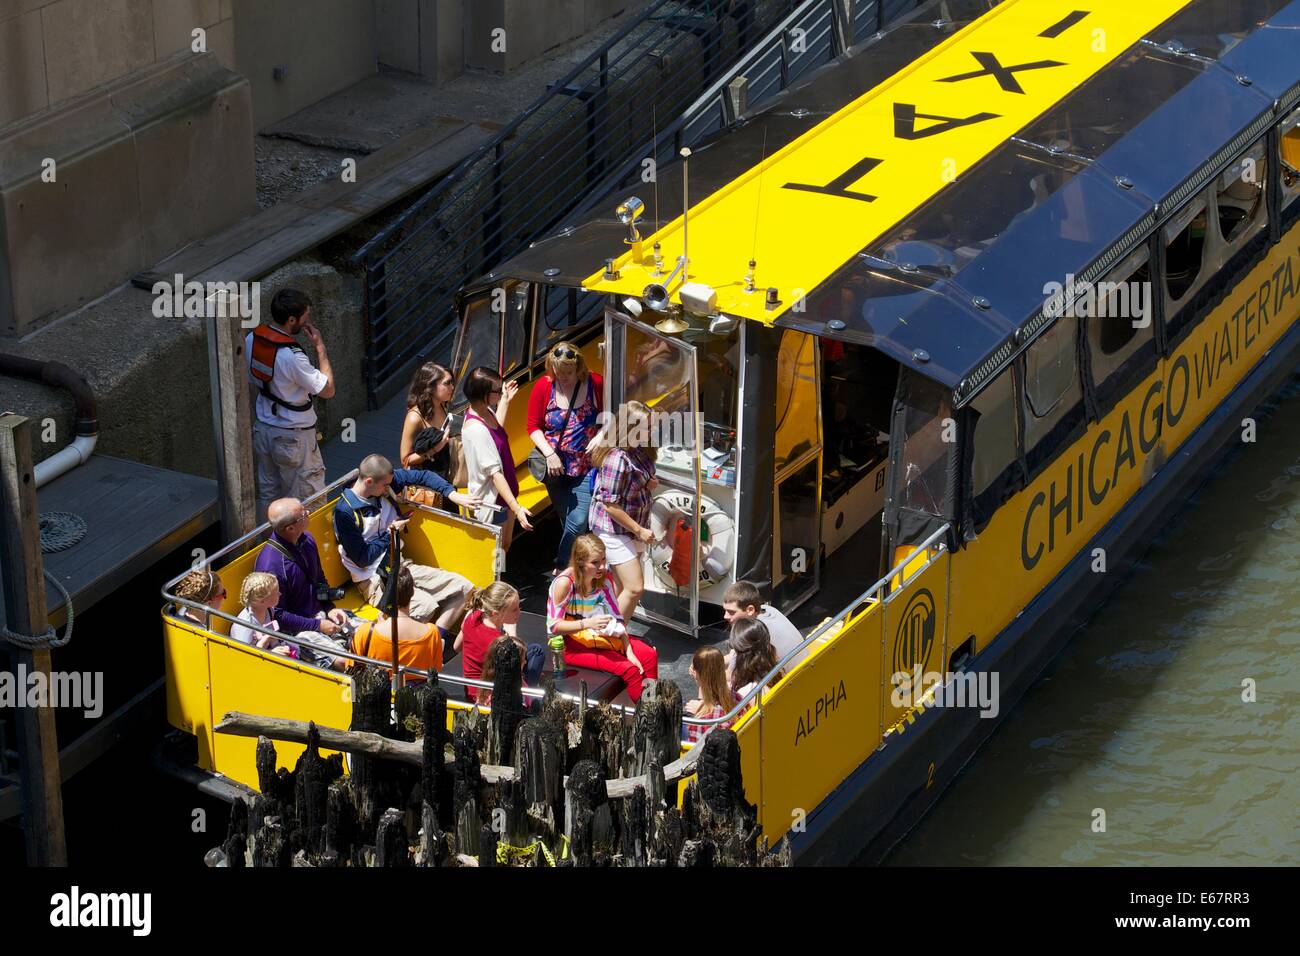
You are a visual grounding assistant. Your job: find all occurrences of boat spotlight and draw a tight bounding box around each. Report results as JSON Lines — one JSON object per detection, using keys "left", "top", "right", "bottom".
{"left": 616, "top": 197, "right": 645, "bottom": 244}
{"left": 679, "top": 282, "right": 717, "bottom": 316}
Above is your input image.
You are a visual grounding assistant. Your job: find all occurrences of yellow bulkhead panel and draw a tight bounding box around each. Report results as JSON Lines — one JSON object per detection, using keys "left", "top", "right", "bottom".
{"left": 751, "top": 598, "right": 883, "bottom": 846}
{"left": 585, "top": 0, "right": 1196, "bottom": 322}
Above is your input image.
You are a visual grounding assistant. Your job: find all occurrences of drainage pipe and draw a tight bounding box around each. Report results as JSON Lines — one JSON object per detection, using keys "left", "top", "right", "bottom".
{"left": 0, "top": 354, "right": 98, "bottom": 487}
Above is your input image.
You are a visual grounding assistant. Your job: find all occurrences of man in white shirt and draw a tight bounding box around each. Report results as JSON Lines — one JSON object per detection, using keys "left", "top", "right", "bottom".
{"left": 722, "top": 580, "right": 808, "bottom": 671}
{"left": 246, "top": 288, "right": 335, "bottom": 520}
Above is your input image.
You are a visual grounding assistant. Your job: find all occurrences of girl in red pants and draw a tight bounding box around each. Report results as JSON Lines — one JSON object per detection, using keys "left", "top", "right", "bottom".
{"left": 547, "top": 533, "right": 658, "bottom": 701}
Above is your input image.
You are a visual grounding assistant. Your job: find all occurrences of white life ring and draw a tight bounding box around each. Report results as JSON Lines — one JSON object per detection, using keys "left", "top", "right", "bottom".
{"left": 646, "top": 488, "right": 735, "bottom": 590}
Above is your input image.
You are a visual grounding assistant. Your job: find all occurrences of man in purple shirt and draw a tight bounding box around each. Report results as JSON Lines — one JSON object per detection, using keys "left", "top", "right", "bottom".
{"left": 255, "top": 497, "right": 350, "bottom": 664}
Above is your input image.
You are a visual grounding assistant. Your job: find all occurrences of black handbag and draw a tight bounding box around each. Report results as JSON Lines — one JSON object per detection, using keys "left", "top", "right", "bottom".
{"left": 527, "top": 380, "right": 580, "bottom": 482}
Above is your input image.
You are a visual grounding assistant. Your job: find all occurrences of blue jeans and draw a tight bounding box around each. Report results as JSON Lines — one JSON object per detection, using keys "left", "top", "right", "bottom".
{"left": 545, "top": 471, "right": 593, "bottom": 570}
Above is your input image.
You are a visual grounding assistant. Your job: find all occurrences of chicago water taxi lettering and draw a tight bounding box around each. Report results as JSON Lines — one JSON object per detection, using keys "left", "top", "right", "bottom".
{"left": 794, "top": 679, "right": 848, "bottom": 747}
{"left": 1021, "top": 247, "right": 1300, "bottom": 570}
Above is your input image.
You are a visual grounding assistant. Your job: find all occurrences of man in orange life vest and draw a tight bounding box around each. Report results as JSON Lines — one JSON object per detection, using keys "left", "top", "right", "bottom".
{"left": 247, "top": 289, "right": 335, "bottom": 521}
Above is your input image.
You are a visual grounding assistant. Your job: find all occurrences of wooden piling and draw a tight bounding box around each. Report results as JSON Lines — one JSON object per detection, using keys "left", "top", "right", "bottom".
{"left": 0, "top": 415, "right": 68, "bottom": 866}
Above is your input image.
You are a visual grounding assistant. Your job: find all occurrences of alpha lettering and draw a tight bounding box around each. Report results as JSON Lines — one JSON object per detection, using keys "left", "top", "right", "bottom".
{"left": 794, "top": 680, "right": 848, "bottom": 746}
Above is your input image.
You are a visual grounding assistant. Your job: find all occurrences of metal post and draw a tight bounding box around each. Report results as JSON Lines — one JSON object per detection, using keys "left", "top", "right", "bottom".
{"left": 0, "top": 415, "right": 68, "bottom": 865}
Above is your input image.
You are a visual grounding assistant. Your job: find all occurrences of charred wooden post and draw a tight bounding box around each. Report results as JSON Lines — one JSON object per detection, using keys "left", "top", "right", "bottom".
{"left": 621, "top": 785, "right": 649, "bottom": 866}
{"left": 419, "top": 684, "right": 453, "bottom": 830}
{"left": 693, "top": 729, "right": 759, "bottom": 866}
{"left": 486, "top": 638, "right": 525, "bottom": 766}
{"left": 513, "top": 718, "right": 564, "bottom": 839}
{"left": 222, "top": 797, "right": 249, "bottom": 868}
{"left": 255, "top": 735, "right": 291, "bottom": 808}
{"left": 253, "top": 816, "right": 290, "bottom": 868}
{"left": 351, "top": 665, "right": 397, "bottom": 837}
{"left": 478, "top": 823, "right": 498, "bottom": 867}
{"left": 323, "top": 781, "right": 356, "bottom": 867}
{"left": 453, "top": 712, "right": 483, "bottom": 856}
{"left": 656, "top": 805, "right": 685, "bottom": 866}
{"left": 375, "top": 808, "right": 409, "bottom": 867}
{"left": 679, "top": 838, "right": 715, "bottom": 867}
{"left": 292, "top": 723, "right": 342, "bottom": 858}
{"left": 420, "top": 803, "right": 449, "bottom": 867}
{"left": 564, "top": 759, "right": 607, "bottom": 866}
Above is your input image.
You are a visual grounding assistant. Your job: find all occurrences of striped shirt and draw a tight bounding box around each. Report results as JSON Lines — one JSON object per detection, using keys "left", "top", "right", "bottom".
{"left": 546, "top": 569, "right": 622, "bottom": 634}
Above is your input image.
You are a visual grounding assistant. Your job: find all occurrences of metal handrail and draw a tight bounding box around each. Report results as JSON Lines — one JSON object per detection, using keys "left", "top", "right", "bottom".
{"left": 354, "top": 0, "right": 844, "bottom": 404}
{"left": 680, "top": 521, "right": 952, "bottom": 731}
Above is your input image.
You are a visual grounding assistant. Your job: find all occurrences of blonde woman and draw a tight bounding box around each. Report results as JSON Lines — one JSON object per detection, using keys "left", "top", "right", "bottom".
{"left": 527, "top": 341, "right": 604, "bottom": 574}
{"left": 588, "top": 401, "right": 658, "bottom": 622}
{"left": 547, "top": 533, "right": 658, "bottom": 702}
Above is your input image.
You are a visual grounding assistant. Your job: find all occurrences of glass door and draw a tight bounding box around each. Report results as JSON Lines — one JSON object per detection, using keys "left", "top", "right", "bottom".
{"left": 772, "top": 330, "right": 822, "bottom": 611}
{"left": 604, "top": 307, "right": 702, "bottom": 635}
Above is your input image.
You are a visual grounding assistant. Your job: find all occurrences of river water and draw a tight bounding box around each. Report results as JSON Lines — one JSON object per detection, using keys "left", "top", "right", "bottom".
{"left": 886, "top": 376, "right": 1300, "bottom": 866}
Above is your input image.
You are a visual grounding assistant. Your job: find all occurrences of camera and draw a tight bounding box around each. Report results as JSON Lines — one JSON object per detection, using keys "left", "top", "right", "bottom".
{"left": 315, "top": 582, "right": 348, "bottom": 603}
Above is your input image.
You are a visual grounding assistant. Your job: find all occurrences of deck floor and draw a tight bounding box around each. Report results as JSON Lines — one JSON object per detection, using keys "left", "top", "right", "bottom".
{"left": 12, "top": 455, "right": 218, "bottom": 628}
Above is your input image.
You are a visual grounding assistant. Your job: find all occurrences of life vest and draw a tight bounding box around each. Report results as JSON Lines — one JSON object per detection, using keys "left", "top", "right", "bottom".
{"left": 249, "top": 325, "right": 313, "bottom": 413}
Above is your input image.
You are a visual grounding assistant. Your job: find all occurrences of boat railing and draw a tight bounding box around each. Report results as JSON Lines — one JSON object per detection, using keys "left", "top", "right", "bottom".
{"left": 163, "top": 469, "right": 951, "bottom": 735}
{"left": 679, "top": 522, "right": 952, "bottom": 736}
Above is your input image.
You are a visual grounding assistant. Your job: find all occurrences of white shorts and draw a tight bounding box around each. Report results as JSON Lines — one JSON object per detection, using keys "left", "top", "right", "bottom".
{"left": 599, "top": 532, "right": 645, "bottom": 567}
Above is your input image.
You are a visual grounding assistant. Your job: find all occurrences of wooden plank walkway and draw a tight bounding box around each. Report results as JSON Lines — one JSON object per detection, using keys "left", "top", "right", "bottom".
{"left": 134, "top": 119, "right": 493, "bottom": 287}
{"left": 13, "top": 456, "right": 219, "bottom": 628}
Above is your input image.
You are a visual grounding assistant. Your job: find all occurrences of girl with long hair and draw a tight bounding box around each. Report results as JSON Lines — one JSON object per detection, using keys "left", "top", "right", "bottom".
{"left": 546, "top": 533, "right": 659, "bottom": 702}
{"left": 399, "top": 361, "right": 457, "bottom": 482}
{"left": 587, "top": 401, "right": 658, "bottom": 622}
{"left": 729, "top": 617, "right": 782, "bottom": 703}
{"left": 684, "top": 645, "right": 732, "bottom": 743}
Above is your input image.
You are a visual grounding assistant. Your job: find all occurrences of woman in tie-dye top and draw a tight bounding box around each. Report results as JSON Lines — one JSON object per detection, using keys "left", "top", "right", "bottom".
{"left": 547, "top": 533, "right": 659, "bottom": 702}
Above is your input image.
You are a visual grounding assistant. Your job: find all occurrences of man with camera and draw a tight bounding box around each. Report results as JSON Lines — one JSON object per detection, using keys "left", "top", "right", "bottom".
{"left": 254, "top": 497, "right": 353, "bottom": 668}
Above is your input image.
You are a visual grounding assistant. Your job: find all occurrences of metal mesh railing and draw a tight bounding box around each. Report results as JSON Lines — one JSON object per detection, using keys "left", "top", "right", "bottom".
{"left": 354, "top": 0, "right": 922, "bottom": 407}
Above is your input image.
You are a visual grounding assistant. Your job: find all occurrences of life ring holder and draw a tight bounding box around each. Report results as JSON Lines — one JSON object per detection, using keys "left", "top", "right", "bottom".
{"left": 646, "top": 488, "right": 735, "bottom": 591}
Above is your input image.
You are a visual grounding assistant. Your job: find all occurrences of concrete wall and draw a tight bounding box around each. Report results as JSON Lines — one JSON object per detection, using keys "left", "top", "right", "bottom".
{"left": 377, "top": 0, "right": 464, "bottom": 84}
{"left": 0, "top": 0, "right": 236, "bottom": 129}
{"left": 231, "top": 0, "right": 379, "bottom": 131}
{"left": 0, "top": 52, "right": 256, "bottom": 336}
{"left": 467, "top": 0, "right": 626, "bottom": 73}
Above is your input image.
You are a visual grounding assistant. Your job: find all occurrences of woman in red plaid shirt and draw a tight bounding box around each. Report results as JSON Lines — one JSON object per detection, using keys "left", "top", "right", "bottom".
{"left": 588, "top": 401, "right": 658, "bottom": 622}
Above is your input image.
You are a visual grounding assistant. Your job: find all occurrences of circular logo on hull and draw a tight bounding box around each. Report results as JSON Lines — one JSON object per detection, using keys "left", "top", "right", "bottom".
{"left": 892, "top": 588, "right": 937, "bottom": 675}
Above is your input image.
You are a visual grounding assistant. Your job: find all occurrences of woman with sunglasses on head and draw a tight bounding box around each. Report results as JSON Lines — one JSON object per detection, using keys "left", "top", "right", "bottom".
{"left": 172, "top": 568, "right": 227, "bottom": 625}
{"left": 462, "top": 366, "right": 533, "bottom": 553}
{"left": 527, "top": 341, "right": 604, "bottom": 575}
{"left": 399, "top": 361, "right": 458, "bottom": 482}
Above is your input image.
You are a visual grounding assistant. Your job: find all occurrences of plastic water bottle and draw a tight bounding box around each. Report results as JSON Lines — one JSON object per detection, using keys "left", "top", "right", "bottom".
{"left": 549, "top": 635, "right": 566, "bottom": 678}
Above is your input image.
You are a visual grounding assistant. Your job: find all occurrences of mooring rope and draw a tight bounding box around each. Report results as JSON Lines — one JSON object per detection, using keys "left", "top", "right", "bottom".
{"left": 0, "top": 570, "right": 74, "bottom": 650}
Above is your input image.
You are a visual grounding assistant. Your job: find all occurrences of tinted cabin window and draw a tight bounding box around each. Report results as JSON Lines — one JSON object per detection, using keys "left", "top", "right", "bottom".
{"left": 500, "top": 282, "right": 531, "bottom": 379}
{"left": 1164, "top": 199, "right": 1208, "bottom": 304}
{"left": 1283, "top": 105, "right": 1300, "bottom": 211}
{"left": 970, "top": 369, "right": 1017, "bottom": 502}
{"left": 1215, "top": 139, "right": 1267, "bottom": 246}
{"left": 1087, "top": 244, "right": 1154, "bottom": 399}
{"left": 1022, "top": 314, "right": 1082, "bottom": 470}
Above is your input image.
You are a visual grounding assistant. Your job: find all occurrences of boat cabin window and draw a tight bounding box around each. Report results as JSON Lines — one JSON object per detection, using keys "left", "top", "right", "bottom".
{"left": 969, "top": 367, "right": 1020, "bottom": 525}
{"left": 452, "top": 280, "right": 531, "bottom": 403}
{"left": 535, "top": 285, "right": 603, "bottom": 363}
{"left": 887, "top": 373, "right": 954, "bottom": 554}
{"left": 1215, "top": 139, "right": 1267, "bottom": 247}
{"left": 1282, "top": 104, "right": 1300, "bottom": 212}
{"left": 1161, "top": 195, "right": 1210, "bottom": 341}
{"left": 1022, "top": 313, "right": 1083, "bottom": 473}
{"left": 1085, "top": 243, "right": 1155, "bottom": 407}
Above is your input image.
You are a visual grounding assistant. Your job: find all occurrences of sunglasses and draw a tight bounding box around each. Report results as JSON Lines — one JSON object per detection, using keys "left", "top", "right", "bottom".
{"left": 552, "top": 347, "right": 578, "bottom": 361}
